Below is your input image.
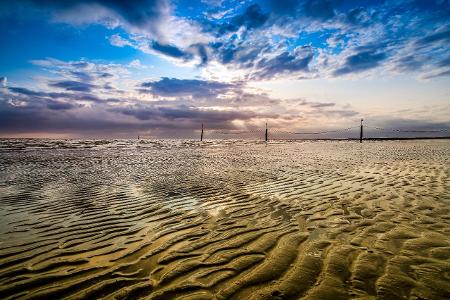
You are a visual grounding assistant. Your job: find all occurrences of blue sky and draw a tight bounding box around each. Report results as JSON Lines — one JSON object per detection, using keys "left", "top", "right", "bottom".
{"left": 0, "top": 0, "right": 449, "bottom": 138}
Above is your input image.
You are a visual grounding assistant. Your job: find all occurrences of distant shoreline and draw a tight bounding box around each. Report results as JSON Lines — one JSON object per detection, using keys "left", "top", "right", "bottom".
{"left": 271, "top": 137, "right": 450, "bottom": 141}
{"left": 1, "top": 137, "right": 450, "bottom": 141}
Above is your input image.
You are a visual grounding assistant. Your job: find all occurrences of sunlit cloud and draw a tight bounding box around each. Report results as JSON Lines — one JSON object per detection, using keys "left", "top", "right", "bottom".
{"left": 0, "top": 0, "right": 449, "bottom": 137}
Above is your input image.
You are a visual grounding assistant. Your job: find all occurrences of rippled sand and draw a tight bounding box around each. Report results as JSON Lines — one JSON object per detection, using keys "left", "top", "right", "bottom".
{"left": 0, "top": 139, "right": 449, "bottom": 300}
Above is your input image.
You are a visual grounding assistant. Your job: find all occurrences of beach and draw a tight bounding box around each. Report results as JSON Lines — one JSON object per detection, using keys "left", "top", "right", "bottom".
{"left": 0, "top": 139, "right": 449, "bottom": 299}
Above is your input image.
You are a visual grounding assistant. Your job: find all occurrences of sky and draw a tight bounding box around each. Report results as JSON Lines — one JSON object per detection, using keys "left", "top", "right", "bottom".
{"left": 0, "top": 0, "right": 449, "bottom": 138}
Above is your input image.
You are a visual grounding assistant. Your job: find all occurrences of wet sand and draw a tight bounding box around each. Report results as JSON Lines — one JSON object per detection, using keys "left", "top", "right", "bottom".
{"left": 0, "top": 139, "right": 449, "bottom": 299}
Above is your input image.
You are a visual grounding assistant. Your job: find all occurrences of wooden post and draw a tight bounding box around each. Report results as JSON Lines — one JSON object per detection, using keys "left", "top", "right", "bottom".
{"left": 360, "top": 119, "right": 363, "bottom": 143}
{"left": 200, "top": 123, "right": 204, "bottom": 141}
{"left": 265, "top": 123, "right": 268, "bottom": 142}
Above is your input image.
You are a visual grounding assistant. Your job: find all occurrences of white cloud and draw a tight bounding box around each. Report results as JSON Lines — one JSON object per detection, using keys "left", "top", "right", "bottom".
{"left": 109, "top": 34, "right": 133, "bottom": 47}
{"left": 0, "top": 77, "right": 7, "bottom": 88}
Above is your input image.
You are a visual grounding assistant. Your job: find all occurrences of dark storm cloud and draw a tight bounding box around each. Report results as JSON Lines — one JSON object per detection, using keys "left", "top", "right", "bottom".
{"left": 139, "top": 77, "right": 238, "bottom": 98}
{"left": 47, "top": 101, "right": 77, "bottom": 110}
{"left": 150, "top": 41, "right": 193, "bottom": 60}
{"left": 0, "top": 102, "right": 262, "bottom": 135}
{"left": 333, "top": 50, "right": 387, "bottom": 76}
{"left": 0, "top": 106, "right": 152, "bottom": 135}
{"left": 161, "top": 106, "right": 259, "bottom": 121}
{"left": 112, "top": 104, "right": 259, "bottom": 123}
{"left": 112, "top": 106, "right": 157, "bottom": 120}
{"left": 2, "top": 72, "right": 286, "bottom": 136}
{"left": 49, "top": 80, "right": 98, "bottom": 92}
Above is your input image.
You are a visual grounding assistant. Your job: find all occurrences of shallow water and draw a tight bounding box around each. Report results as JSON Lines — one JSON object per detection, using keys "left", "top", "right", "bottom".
{"left": 0, "top": 139, "right": 449, "bottom": 299}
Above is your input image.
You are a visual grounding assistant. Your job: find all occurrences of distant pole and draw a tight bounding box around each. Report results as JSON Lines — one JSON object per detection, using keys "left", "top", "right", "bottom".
{"left": 138, "top": 135, "right": 140, "bottom": 140}
{"left": 360, "top": 119, "right": 363, "bottom": 143}
{"left": 265, "top": 123, "right": 268, "bottom": 142}
{"left": 200, "top": 123, "right": 204, "bottom": 141}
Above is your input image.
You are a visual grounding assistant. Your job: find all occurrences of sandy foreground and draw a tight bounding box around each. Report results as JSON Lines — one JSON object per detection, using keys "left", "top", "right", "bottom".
{"left": 0, "top": 139, "right": 449, "bottom": 300}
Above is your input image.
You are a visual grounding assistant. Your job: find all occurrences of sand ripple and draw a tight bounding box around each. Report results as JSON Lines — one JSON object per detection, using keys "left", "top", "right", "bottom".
{"left": 1, "top": 139, "right": 449, "bottom": 299}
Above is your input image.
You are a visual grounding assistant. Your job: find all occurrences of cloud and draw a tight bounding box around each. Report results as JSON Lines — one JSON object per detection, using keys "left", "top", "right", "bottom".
{"left": 47, "top": 100, "right": 77, "bottom": 110}
{"left": 8, "top": 87, "right": 49, "bottom": 97}
{"left": 193, "top": 43, "right": 209, "bottom": 66}
{"left": 30, "top": 58, "right": 127, "bottom": 81}
{"left": 128, "top": 59, "right": 148, "bottom": 69}
{"left": 48, "top": 80, "right": 98, "bottom": 92}
{"left": 0, "top": 57, "right": 370, "bottom": 137}
{"left": 267, "top": 0, "right": 300, "bottom": 14}
{"left": 364, "top": 117, "right": 450, "bottom": 135}
{"left": 6, "top": 79, "right": 117, "bottom": 107}
{"left": 438, "top": 56, "right": 450, "bottom": 68}
{"left": 345, "top": 7, "right": 373, "bottom": 27}
{"left": 421, "top": 69, "right": 450, "bottom": 79}
{"left": 0, "top": 77, "right": 7, "bottom": 88}
{"left": 215, "top": 4, "right": 269, "bottom": 34}
{"left": 4, "top": 0, "right": 449, "bottom": 81}
{"left": 112, "top": 105, "right": 258, "bottom": 123}
{"left": 1, "top": 2, "right": 450, "bottom": 137}
{"left": 201, "top": 0, "right": 450, "bottom": 79}
{"left": 298, "top": 100, "right": 335, "bottom": 108}
{"left": 150, "top": 41, "right": 193, "bottom": 60}
{"left": 302, "top": 0, "right": 335, "bottom": 21}
{"left": 139, "top": 77, "right": 238, "bottom": 98}
{"left": 109, "top": 34, "right": 133, "bottom": 47}
{"left": 333, "top": 49, "right": 387, "bottom": 76}
{"left": 253, "top": 46, "right": 314, "bottom": 79}
{"left": 416, "top": 27, "right": 450, "bottom": 46}
{"left": 230, "top": 4, "right": 269, "bottom": 30}
{"left": 208, "top": 37, "right": 315, "bottom": 80}
{"left": 201, "top": 0, "right": 223, "bottom": 6}
{"left": 27, "top": 0, "right": 171, "bottom": 36}
{"left": 393, "top": 55, "right": 424, "bottom": 72}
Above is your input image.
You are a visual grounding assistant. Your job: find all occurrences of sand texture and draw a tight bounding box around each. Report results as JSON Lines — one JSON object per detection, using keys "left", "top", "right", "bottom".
{"left": 0, "top": 139, "right": 449, "bottom": 299}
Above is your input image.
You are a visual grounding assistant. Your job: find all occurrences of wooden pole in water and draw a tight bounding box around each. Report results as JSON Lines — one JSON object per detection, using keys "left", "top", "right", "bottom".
{"left": 360, "top": 119, "right": 363, "bottom": 143}
{"left": 200, "top": 123, "right": 204, "bottom": 141}
{"left": 265, "top": 123, "right": 268, "bottom": 142}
